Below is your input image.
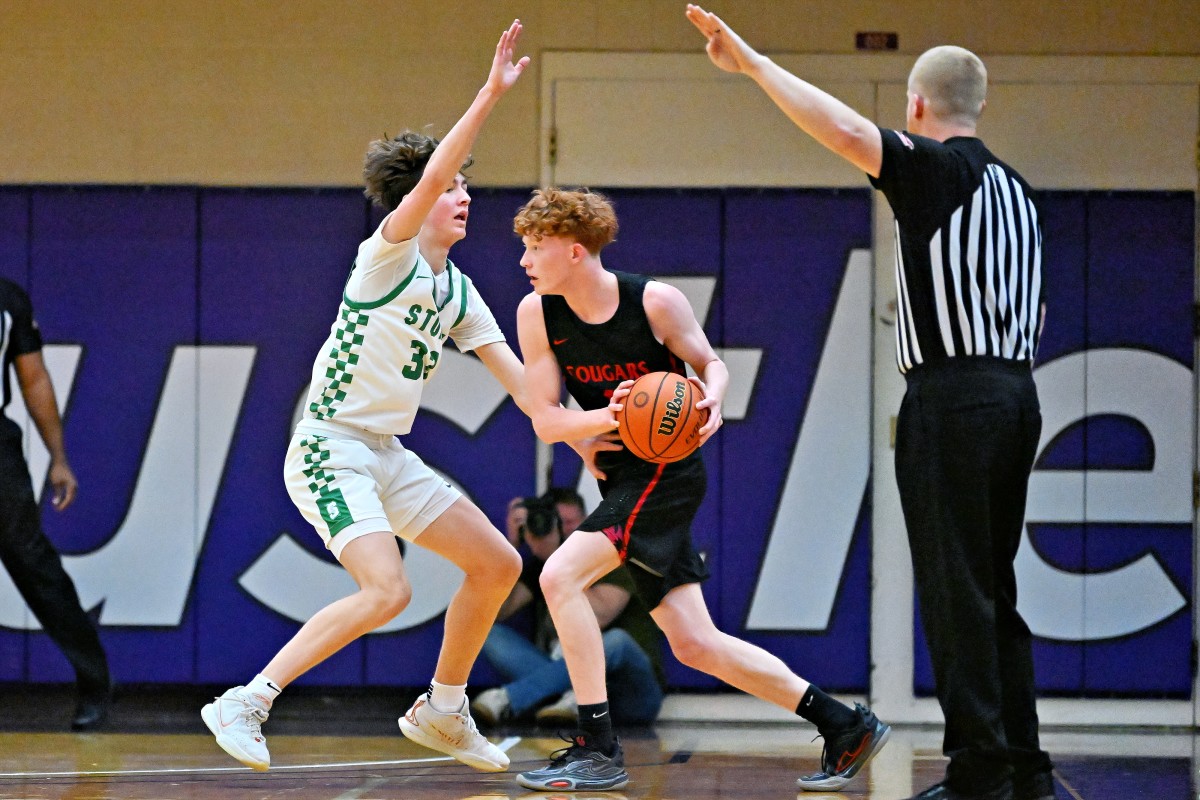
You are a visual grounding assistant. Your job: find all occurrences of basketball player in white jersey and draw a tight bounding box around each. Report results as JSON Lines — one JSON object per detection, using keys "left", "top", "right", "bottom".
{"left": 202, "top": 21, "right": 530, "bottom": 773}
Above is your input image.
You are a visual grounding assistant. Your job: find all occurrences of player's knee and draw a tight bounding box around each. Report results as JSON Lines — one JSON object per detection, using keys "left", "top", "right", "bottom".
{"left": 668, "top": 630, "right": 716, "bottom": 671}
{"left": 462, "top": 530, "right": 521, "bottom": 585}
{"left": 538, "top": 562, "right": 579, "bottom": 608}
{"left": 365, "top": 580, "right": 411, "bottom": 623}
{"left": 495, "top": 543, "right": 522, "bottom": 584}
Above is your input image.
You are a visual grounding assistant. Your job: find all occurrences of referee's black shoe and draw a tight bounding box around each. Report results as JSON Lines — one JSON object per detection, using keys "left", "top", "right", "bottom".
{"left": 904, "top": 780, "right": 1014, "bottom": 800}
{"left": 1014, "top": 770, "right": 1056, "bottom": 800}
{"left": 796, "top": 702, "right": 891, "bottom": 791}
{"left": 71, "top": 686, "right": 112, "bottom": 732}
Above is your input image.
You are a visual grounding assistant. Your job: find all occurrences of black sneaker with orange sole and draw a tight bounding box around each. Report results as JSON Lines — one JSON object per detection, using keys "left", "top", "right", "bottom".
{"left": 797, "top": 702, "right": 892, "bottom": 791}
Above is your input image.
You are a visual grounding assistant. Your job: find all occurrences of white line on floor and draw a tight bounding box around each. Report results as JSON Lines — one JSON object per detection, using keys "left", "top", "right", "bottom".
{"left": 0, "top": 736, "right": 522, "bottom": 780}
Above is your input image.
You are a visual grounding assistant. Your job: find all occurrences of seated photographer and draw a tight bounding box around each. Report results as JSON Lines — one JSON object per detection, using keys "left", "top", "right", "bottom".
{"left": 474, "top": 490, "right": 664, "bottom": 726}
{"left": 502, "top": 486, "right": 585, "bottom": 548}
{"left": 502, "top": 496, "right": 528, "bottom": 548}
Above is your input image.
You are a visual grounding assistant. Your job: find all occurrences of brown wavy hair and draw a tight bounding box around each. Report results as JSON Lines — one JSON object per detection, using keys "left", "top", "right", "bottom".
{"left": 361, "top": 130, "right": 473, "bottom": 212}
{"left": 513, "top": 188, "right": 618, "bottom": 255}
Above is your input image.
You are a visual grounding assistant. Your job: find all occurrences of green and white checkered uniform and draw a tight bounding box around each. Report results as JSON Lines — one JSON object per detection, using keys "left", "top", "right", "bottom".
{"left": 285, "top": 221, "right": 505, "bottom": 558}
{"left": 302, "top": 221, "right": 505, "bottom": 435}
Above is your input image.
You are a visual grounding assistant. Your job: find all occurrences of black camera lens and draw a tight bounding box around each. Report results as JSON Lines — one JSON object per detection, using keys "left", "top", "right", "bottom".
{"left": 519, "top": 496, "right": 561, "bottom": 538}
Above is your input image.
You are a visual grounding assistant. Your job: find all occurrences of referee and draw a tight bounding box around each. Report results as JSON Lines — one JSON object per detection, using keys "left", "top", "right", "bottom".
{"left": 688, "top": 7, "right": 1052, "bottom": 800}
{"left": 0, "top": 277, "right": 111, "bottom": 730}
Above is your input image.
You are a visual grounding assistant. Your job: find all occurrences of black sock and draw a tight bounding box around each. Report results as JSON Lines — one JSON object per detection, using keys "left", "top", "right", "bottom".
{"left": 577, "top": 701, "right": 614, "bottom": 753}
{"left": 796, "top": 685, "right": 856, "bottom": 732}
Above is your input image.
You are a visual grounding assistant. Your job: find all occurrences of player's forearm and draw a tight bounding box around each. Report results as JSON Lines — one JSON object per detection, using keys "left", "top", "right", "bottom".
{"left": 417, "top": 89, "right": 501, "bottom": 195}
{"left": 530, "top": 405, "right": 616, "bottom": 444}
{"left": 698, "top": 358, "right": 730, "bottom": 405}
{"left": 476, "top": 342, "right": 534, "bottom": 419}
{"left": 21, "top": 374, "right": 68, "bottom": 462}
{"left": 382, "top": 89, "right": 503, "bottom": 242}
{"left": 440, "top": 87, "right": 503, "bottom": 162}
{"left": 743, "top": 56, "right": 881, "bottom": 173}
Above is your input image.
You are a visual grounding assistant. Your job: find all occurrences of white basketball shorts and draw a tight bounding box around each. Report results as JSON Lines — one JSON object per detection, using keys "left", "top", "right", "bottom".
{"left": 284, "top": 419, "right": 461, "bottom": 561}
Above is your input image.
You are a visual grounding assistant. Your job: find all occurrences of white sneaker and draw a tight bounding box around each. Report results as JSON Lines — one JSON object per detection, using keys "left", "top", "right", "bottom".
{"left": 399, "top": 692, "right": 509, "bottom": 772}
{"left": 470, "top": 686, "right": 512, "bottom": 726}
{"left": 534, "top": 689, "right": 578, "bottom": 725}
{"left": 201, "top": 686, "right": 270, "bottom": 771}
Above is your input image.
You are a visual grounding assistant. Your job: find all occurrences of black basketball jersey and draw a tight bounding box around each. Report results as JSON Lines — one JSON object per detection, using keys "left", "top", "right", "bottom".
{"left": 542, "top": 271, "right": 687, "bottom": 470}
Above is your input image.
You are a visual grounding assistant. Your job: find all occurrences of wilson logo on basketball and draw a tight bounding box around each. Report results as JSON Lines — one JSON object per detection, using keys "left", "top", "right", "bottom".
{"left": 618, "top": 371, "right": 708, "bottom": 464}
{"left": 657, "top": 380, "right": 687, "bottom": 435}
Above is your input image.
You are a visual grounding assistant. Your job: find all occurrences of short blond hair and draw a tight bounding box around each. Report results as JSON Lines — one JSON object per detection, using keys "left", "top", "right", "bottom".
{"left": 908, "top": 46, "right": 987, "bottom": 126}
{"left": 513, "top": 188, "right": 618, "bottom": 255}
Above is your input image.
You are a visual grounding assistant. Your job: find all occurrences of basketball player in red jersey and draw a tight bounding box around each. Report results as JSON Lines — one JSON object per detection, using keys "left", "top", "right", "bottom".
{"left": 511, "top": 188, "right": 890, "bottom": 793}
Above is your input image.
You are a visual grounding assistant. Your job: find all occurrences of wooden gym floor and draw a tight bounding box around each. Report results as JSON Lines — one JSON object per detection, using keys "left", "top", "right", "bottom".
{"left": 0, "top": 686, "right": 1193, "bottom": 799}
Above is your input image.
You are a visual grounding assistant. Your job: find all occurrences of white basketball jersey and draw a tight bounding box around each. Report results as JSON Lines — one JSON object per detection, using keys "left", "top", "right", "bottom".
{"left": 302, "top": 221, "right": 504, "bottom": 434}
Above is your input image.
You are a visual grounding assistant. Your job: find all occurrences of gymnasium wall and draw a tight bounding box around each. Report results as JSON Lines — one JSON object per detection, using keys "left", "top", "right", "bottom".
{"left": 0, "top": 184, "right": 1192, "bottom": 697}
{"left": 0, "top": 1, "right": 1197, "bottom": 187}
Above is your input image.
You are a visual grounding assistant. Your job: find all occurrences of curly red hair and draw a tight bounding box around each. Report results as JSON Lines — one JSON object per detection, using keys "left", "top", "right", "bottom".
{"left": 513, "top": 188, "right": 618, "bottom": 255}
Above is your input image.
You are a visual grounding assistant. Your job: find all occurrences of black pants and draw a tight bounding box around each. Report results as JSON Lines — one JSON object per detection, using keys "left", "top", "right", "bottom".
{"left": 895, "top": 358, "right": 1051, "bottom": 793}
{"left": 0, "top": 417, "right": 109, "bottom": 698}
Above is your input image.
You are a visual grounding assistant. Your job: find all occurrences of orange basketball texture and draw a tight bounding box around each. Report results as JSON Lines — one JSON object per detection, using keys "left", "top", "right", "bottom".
{"left": 617, "top": 371, "right": 709, "bottom": 464}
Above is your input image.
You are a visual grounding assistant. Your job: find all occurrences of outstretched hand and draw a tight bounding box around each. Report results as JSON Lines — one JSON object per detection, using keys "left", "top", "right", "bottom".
{"left": 685, "top": 4, "right": 756, "bottom": 75}
{"left": 486, "top": 19, "right": 531, "bottom": 95}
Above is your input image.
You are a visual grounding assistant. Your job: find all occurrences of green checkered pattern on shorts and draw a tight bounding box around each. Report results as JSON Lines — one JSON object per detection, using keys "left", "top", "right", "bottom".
{"left": 299, "top": 435, "right": 354, "bottom": 535}
{"left": 300, "top": 436, "right": 335, "bottom": 494}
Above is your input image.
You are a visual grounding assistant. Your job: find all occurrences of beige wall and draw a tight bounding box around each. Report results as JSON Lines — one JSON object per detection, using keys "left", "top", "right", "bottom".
{"left": 0, "top": 0, "right": 1197, "bottom": 186}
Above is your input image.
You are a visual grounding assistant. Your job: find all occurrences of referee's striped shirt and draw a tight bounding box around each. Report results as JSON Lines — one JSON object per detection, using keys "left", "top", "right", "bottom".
{"left": 870, "top": 129, "right": 1043, "bottom": 374}
{"left": 0, "top": 279, "right": 44, "bottom": 411}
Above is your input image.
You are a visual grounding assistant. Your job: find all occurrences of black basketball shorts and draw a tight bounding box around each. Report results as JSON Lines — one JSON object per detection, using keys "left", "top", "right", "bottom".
{"left": 580, "top": 453, "right": 710, "bottom": 609}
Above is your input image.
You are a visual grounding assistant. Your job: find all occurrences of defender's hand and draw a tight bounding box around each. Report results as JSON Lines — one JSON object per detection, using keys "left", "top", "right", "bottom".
{"left": 487, "top": 19, "right": 530, "bottom": 95}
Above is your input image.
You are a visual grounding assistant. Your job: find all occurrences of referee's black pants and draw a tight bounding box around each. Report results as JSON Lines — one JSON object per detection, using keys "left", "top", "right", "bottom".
{"left": 0, "top": 417, "right": 109, "bottom": 699}
{"left": 895, "top": 357, "right": 1052, "bottom": 794}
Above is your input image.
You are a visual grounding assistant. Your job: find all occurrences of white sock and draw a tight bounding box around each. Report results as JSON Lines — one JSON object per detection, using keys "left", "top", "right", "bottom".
{"left": 428, "top": 680, "right": 466, "bottom": 713}
{"left": 244, "top": 673, "right": 283, "bottom": 711}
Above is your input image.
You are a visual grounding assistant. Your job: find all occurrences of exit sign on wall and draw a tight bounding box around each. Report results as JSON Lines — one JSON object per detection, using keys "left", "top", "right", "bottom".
{"left": 856, "top": 32, "right": 898, "bottom": 50}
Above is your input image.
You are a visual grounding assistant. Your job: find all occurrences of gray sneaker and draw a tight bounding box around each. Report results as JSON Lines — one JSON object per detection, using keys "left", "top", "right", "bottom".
{"left": 516, "top": 733, "right": 628, "bottom": 792}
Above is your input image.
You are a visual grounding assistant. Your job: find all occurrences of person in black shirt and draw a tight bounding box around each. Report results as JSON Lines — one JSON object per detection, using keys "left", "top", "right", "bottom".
{"left": 0, "top": 278, "right": 111, "bottom": 731}
{"left": 688, "top": 6, "right": 1052, "bottom": 800}
{"left": 511, "top": 188, "right": 889, "bottom": 793}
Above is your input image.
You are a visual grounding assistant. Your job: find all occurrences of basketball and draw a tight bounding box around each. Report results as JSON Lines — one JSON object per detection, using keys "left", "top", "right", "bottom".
{"left": 617, "top": 371, "right": 709, "bottom": 464}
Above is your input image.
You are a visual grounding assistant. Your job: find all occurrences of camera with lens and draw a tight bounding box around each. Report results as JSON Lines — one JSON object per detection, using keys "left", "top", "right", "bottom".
{"left": 519, "top": 495, "right": 562, "bottom": 539}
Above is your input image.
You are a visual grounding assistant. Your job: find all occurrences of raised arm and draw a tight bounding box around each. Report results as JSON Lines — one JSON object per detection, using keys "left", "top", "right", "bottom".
{"left": 643, "top": 281, "right": 727, "bottom": 442}
{"left": 685, "top": 5, "right": 882, "bottom": 177}
{"left": 516, "top": 293, "right": 621, "bottom": 444}
{"left": 14, "top": 351, "right": 77, "bottom": 511}
{"left": 382, "top": 20, "right": 530, "bottom": 243}
{"left": 474, "top": 341, "right": 530, "bottom": 417}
